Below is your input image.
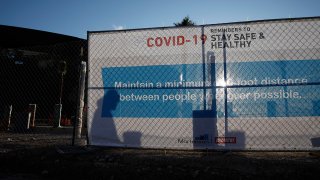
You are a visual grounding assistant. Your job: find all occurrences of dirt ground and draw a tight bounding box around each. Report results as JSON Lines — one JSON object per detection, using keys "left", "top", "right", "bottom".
{"left": 1, "top": 132, "right": 320, "bottom": 180}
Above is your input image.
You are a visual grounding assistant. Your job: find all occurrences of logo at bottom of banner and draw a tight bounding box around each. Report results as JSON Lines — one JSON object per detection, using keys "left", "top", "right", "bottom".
{"left": 215, "top": 137, "right": 237, "bottom": 144}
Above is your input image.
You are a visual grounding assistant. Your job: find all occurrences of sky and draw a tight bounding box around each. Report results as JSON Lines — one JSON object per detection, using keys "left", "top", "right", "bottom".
{"left": 0, "top": 0, "right": 319, "bottom": 39}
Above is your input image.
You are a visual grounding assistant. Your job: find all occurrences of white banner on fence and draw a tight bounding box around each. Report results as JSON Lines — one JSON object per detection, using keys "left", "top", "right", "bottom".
{"left": 88, "top": 18, "right": 320, "bottom": 150}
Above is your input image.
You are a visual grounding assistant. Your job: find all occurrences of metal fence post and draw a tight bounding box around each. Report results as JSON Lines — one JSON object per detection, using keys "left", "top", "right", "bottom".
{"left": 73, "top": 61, "right": 87, "bottom": 145}
{"left": 53, "top": 104, "right": 62, "bottom": 128}
{"left": 5, "top": 105, "right": 12, "bottom": 131}
{"left": 28, "top": 104, "right": 36, "bottom": 129}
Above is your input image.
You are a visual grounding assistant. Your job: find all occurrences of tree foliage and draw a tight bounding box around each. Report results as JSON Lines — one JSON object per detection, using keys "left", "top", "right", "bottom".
{"left": 174, "top": 16, "right": 196, "bottom": 26}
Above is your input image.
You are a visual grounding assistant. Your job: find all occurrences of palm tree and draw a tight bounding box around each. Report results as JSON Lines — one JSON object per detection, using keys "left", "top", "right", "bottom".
{"left": 174, "top": 16, "right": 196, "bottom": 26}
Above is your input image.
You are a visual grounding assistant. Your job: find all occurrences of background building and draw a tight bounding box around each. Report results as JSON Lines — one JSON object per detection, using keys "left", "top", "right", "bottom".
{"left": 0, "top": 25, "right": 87, "bottom": 127}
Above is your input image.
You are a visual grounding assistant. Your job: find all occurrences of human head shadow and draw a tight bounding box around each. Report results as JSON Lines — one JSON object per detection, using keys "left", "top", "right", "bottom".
{"left": 101, "top": 89, "right": 120, "bottom": 117}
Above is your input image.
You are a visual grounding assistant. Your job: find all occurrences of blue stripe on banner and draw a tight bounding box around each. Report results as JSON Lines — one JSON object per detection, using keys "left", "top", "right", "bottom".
{"left": 101, "top": 60, "right": 320, "bottom": 118}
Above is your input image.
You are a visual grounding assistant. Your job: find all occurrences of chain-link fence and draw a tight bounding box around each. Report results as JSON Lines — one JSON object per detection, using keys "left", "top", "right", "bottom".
{"left": 0, "top": 40, "right": 87, "bottom": 148}
{"left": 88, "top": 17, "right": 320, "bottom": 150}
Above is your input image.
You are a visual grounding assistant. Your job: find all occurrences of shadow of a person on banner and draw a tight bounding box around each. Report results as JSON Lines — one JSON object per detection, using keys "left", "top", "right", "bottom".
{"left": 90, "top": 89, "right": 121, "bottom": 146}
{"left": 90, "top": 89, "right": 142, "bottom": 147}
